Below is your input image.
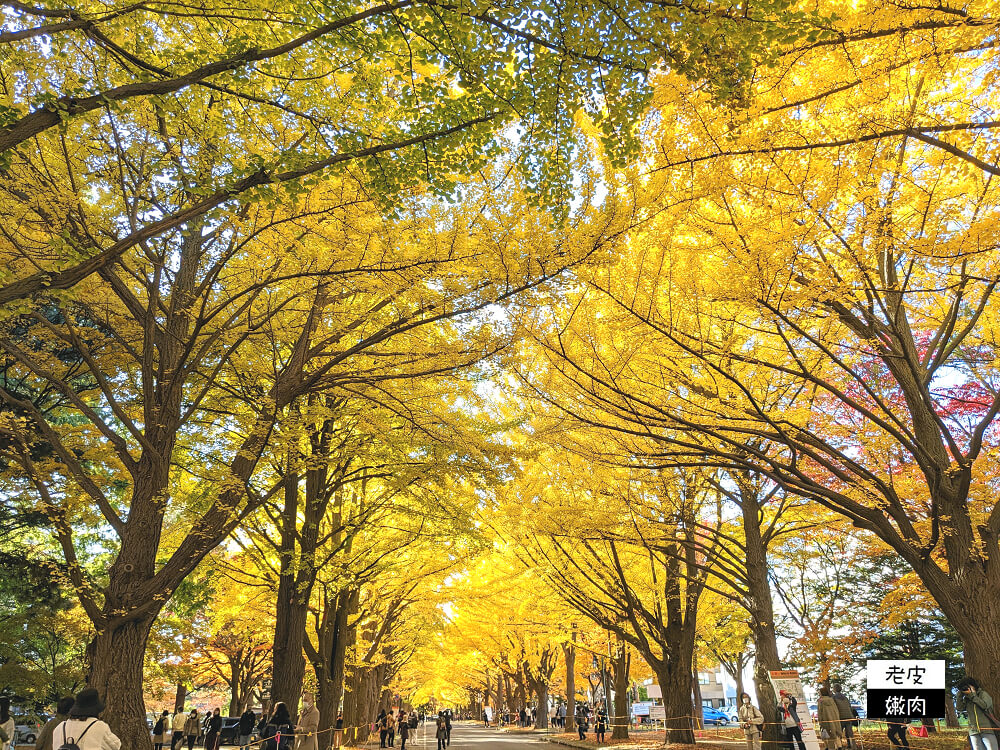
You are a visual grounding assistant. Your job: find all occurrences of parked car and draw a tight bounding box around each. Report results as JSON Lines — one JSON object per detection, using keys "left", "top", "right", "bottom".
{"left": 14, "top": 713, "right": 49, "bottom": 745}
{"left": 721, "top": 704, "right": 740, "bottom": 723}
{"left": 219, "top": 717, "right": 243, "bottom": 746}
{"left": 701, "top": 706, "right": 730, "bottom": 726}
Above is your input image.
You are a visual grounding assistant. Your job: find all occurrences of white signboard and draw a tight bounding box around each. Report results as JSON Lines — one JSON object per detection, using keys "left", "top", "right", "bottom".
{"left": 768, "top": 670, "right": 822, "bottom": 750}
{"left": 866, "top": 660, "right": 945, "bottom": 689}
{"left": 649, "top": 705, "right": 666, "bottom": 721}
{"left": 866, "top": 660, "right": 947, "bottom": 719}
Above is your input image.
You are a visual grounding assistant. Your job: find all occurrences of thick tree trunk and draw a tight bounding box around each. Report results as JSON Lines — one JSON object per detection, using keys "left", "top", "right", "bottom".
{"left": 563, "top": 641, "right": 576, "bottom": 732}
{"left": 272, "top": 468, "right": 308, "bottom": 708}
{"left": 174, "top": 684, "right": 188, "bottom": 714}
{"left": 314, "top": 587, "right": 356, "bottom": 734}
{"left": 611, "top": 645, "right": 629, "bottom": 740}
{"left": 229, "top": 658, "right": 240, "bottom": 717}
{"left": 534, "top": 685, "right": 548, "bottom": 729}
{"left": 88, "top": 614, "right": 158, "bottom": 750}
{"left": 655, "top": 655, "right": 695, "bottom": 745}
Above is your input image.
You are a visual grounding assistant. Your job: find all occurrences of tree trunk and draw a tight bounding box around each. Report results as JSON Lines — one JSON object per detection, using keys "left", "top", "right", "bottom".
{"left": 945, "top": 693, "right": 959, "bottom": 728}
{"left": 271, "top": 467, "right": 308, "bottom": 708}
{"left": 534, "top": 684, "right": 548, "bottom": 729}
{"left": 930, "top": 582, "right": 1000, "bottom": 701}
{"left": 563, "top": 641, "right": 576, "bottom": 732}
{"left": 742, "top": 483, "right": 782, "bottom": 749}
{"left": 691, "top": 651, "right": 703, "bottom": 725}
{"left": 174, "top": 684, "right": 188, "bottom": 714}
{"left": 88, "top": 614, "right": 158, "bottom": 750}
{"left": 611, "top": 644, "right": 629, "bottom": 740}
{"left": 656, "top": 655, "right": 695, "bottom": 745}
{"left": 229, "top": 657, "right": 241, "bottom": 717}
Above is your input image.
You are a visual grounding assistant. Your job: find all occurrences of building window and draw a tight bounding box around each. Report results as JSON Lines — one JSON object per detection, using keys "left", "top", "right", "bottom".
{"left": 699, "top": 673, "right": 710, "bottom": 685}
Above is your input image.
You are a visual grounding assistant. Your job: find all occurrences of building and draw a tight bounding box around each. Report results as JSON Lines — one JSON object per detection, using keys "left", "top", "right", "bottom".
{"left": 643, "top": 665, "right": 737, "bottom": 710}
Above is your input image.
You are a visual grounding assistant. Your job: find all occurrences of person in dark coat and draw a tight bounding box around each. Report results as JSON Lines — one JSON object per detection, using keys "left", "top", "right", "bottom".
{"left": 204, "top": 709, "right": 222, "bottom": 750}
{"left": 443, "top": 710, "right": 452, "bottom": 746}
{"left": 238, "top": 708, "right": 256, "bottom": 749}
{"left": 34, "top": 696, "right": 75, "bottom": 750}
{"left": 261, "top": 703, "right": 294, "bottom": 750}
{"left": 435, "top": 718, "right": 447, "bottom": 750}
{"left": 377, "top": 709, "right": 388, "bottom": 749}
{"left": 831, "top": 684, "right": 857, "bottom": 750}
{"left": 594, "top": 706, "right": 607, "bottom": 743}
{"left": 399, "top": 713, "right": 410, "bottom": 750}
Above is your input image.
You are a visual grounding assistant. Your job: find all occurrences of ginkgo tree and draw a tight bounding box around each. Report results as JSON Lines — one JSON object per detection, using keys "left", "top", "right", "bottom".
{"left": 526, "top": 0, "right": 1000, "bottom": 698}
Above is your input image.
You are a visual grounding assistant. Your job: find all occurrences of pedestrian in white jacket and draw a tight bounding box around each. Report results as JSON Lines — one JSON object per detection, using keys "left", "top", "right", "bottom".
{"left": 52, "top": 689, "right": 121, "bottom": 750}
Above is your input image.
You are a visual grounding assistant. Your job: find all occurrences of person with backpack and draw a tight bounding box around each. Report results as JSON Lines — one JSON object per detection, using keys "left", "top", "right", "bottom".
{"left": 435, "top": 717, "right": 447, "bottom": 750}
{"left": 260, "top": 702, "right": 295, "bottom": 750}
{"left": 152, "top": 710, "right": 170, "bottom": 750}
{"left": 52, "top": 688, "right": 121, "bottom": 750}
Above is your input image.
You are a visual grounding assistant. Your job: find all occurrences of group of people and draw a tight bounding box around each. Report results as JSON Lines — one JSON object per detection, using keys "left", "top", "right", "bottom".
{"left": 375, "top": 708, "right": 423, "bottom": 750}
{"left": 735, "top": 677, "right": 997, "bottom": 750}
{"left": 733, "top": 684, "right": 862, "bottom": 750}
{"left": 154, "top": 692, "right": 321, "bottom": 750}
{"left": 574, "top": 704, "right": 609, "bottom": 743}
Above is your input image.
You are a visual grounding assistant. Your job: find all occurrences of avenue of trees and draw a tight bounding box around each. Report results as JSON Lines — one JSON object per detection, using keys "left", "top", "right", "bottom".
{"left": 0, "top": 0, "right": 998, "bottom": 745}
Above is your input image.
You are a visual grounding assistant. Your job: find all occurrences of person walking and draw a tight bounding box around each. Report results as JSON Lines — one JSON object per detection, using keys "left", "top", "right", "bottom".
{"left": 830, "top": 684, "right": 856, "bottom": 750}
{"left": 399, "top": 713, "right": 410, "bottom": 750}
{"left": 35, "top": 696, "right": 75, "bottom": 750}
{"left": 204, "top": 709, "right": 222, "bottom": 750}
{"left": 777, "top": 691, "right": 805, "bottom": 750}
{"left": 0, "top": 699, "right": 13, "bottom": 750}
{"left": 816, "top": 687, "right": 843, "bottom": 750}
{"left": 443, "top": 710, "right": 452, "bottom": 747}
{"left": 737, "top": 693, "right": 764, "bottom": 750}
{"left": 435, "top": 717, "right": 447, "bottom": 750}
{"left": 152, "top": 710, "right": 170, "bottom": 750}
{"left": 387, "top": 710, "right": 397, "bottom": 748}
{"left": 184, "top": 710, "right": 200, "bottom": 750}
{"left": 261, "top": 703, "right": 294, "bottom": 750}
{"left": 956, "top": 678, "right": 999, "bottom": 750}
{"left": 52, "top": 688, "right": 121, "bottom": 750}
{"left": 237, "top": 707, "right": 256, "bottom": 750}
{"left": 577, "top": 706, "right": 588, "bottom": 740}
{"left": 295, "top": 693, "right": 319, "bottom": 750}
{"left": 171, "top": 708, "right": 187, "bottom": 750}
{"left": 886, "top": 719, "right": 910, "bottom": 749}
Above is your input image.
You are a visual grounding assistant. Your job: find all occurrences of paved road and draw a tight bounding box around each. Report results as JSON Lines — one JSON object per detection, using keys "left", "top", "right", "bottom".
{"left": 403, "top": 723, "right": 554, "bottom": 750}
